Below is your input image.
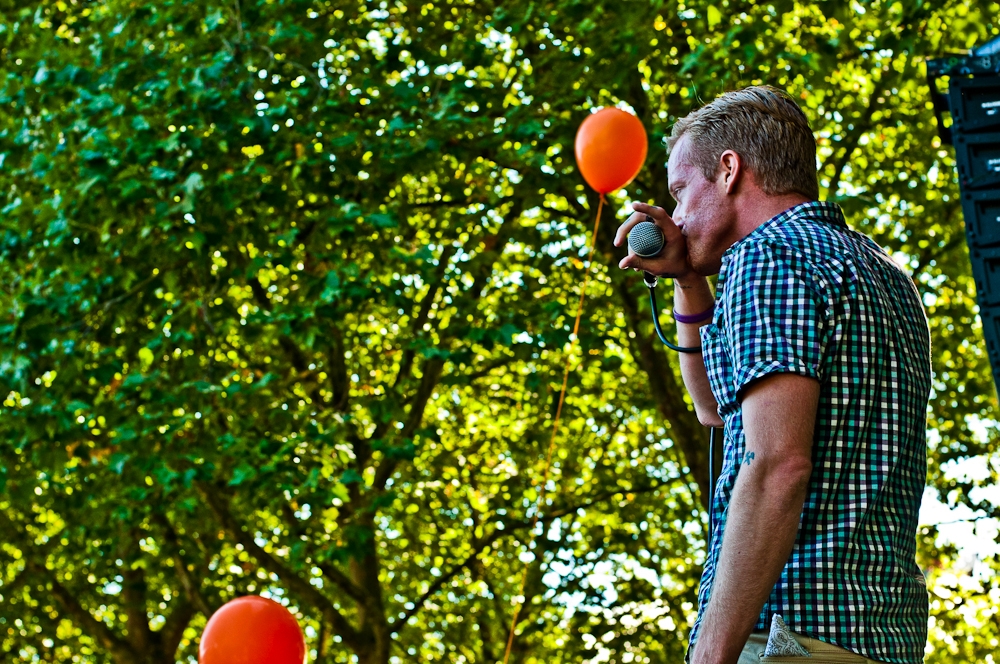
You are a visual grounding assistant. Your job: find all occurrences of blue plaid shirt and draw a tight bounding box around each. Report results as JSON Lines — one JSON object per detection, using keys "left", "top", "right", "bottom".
{"left": 690, "top": 201, "right": 931, "bottom": 663}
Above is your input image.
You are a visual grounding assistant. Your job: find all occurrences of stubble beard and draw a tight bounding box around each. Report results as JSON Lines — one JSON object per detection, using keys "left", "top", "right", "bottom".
{"left": 684, "top": 208, "right": 733, "bottom": 277}
{"left": 686, "top": 237, "right": 724, "bottom": 277}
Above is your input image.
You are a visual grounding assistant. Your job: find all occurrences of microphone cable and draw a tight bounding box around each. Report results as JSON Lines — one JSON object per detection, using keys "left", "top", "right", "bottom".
{"left": 642, "top": 271, "right": 702, "bottom": 354}
{"left": 629, "top": 219, "right": 702, "bottom": 353}
{"left": 642, "top": 271, "right": 717, "bottom": 534}
{"left": 628, "top": 222, "right": 717, "bottom": 535}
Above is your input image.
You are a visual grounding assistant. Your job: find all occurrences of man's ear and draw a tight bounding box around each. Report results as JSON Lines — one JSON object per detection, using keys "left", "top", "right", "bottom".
{"left": 718, "top": 150, "right": 742, "bottom": 195}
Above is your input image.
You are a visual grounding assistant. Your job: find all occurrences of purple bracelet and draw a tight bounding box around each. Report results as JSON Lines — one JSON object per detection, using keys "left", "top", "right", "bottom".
{"left": 672, "top": 304, "right": 714, "bottom": 324}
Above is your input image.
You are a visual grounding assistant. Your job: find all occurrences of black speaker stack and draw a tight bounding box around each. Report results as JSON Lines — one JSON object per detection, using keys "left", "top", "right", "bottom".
{"left": 928, "top": 36, "right": 1000, "bottom": 393}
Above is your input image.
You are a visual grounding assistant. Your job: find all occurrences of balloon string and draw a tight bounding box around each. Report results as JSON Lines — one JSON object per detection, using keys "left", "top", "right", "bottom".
{"left": 503, "top": 193, "right": 605, "bottom": 664}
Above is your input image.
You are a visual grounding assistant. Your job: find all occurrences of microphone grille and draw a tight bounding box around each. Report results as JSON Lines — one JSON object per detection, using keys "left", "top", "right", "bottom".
{"left": 628, "top": 221, "right": 665, "bottom": 258}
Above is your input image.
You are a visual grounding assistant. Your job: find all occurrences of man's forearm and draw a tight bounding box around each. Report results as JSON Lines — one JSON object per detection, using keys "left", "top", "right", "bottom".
{"left": 690, "top": 455, "right": 812, "bottom": 664}
{"left": 673, "top": 275, "right": 722, "bottom": 426}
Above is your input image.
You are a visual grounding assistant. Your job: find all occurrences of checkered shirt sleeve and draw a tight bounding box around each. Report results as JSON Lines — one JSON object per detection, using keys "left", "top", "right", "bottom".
{"left": 723, "top": 242, "right": 826, "bottom": 398}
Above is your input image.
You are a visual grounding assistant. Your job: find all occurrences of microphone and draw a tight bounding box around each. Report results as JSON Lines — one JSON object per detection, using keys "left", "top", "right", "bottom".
{"left": 628, "top": 219, "right": 665, "bottom": 257}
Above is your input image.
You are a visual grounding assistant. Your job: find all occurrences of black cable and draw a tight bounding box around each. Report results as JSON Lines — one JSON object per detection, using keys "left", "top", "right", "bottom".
{"left": 644, "top": 272, "right": 702, "bottom": 354}
{"left": 642, "top": 272, "right": 716, "bottom": 538}
{"left": 708, "top": 426, "right": 717, "bottom": 537}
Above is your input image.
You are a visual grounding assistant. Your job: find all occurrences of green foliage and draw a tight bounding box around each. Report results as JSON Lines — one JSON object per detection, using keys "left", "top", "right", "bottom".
{"left": 0, "top": 1, "right": 997, "bottom": 663}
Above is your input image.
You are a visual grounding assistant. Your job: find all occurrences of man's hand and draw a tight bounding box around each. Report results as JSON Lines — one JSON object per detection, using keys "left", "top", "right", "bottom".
{"left": 613, "top": 202, "right": 691, "bottom": 279}
{"left": 616, "top": 203, "right": 720, "bottom": 426}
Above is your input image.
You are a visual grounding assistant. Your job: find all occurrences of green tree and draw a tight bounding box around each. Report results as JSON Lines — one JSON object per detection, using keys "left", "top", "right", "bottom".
{"left": 0, "top": 1, "right": 997, "bottom": 663}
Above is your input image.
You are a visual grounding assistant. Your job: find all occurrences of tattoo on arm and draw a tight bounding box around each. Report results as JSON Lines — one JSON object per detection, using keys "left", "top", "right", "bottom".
{"left": 742, "top": 452, "right": 755, "bottom": 466}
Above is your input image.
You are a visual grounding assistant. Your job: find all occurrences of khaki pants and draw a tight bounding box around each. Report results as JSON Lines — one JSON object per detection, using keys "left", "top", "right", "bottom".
{"left": 739, "top": 633, "right": 890, "bottom": 663}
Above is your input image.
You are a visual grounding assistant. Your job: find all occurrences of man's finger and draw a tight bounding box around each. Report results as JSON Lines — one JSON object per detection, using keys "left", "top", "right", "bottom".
{"left": 631, "top": 202, "right": 668, "bottom": 219}
{"left": 632, "top": 201, "right": 683, "bottom": 242}
{"left": 613, "top": 211, "right": 652, "bottom": 247}
{"left": 619, "top": 252, "right": 652, "bottom": 271}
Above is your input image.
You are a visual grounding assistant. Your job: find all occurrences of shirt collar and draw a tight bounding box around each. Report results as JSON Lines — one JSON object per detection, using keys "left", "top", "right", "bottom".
{"left": 723, "top": 200, "right": 847, "bottom": 259}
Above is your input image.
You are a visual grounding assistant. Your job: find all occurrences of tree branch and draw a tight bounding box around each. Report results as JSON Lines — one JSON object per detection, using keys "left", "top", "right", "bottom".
{"left": 326, "top": 324, "right": 351, "bottom": 411}
{"left": 153, "top": 513, "right": 216, "bottom": 618}
{"left": 374, "top": 356, "right": 444, "bottom": 489}
{"left": 316, "top": 561, "right": 370, "bottom": 606}
{"left": 26, "top": 560, "right": 138, "bottom": 664}
{"left": 913, "top": 201, "right": 964, "bottom": 277}
{"left": 0, "top": 566, "right": 31, "bottom": 600}
{"left": 822, "top": 10, "right": 926, "bottom": 196}
{"left": 158, "top": 597, "right": 196, "bottom": 660}
{"left": 275, "top": 500, "right": 370, "bottom": 607}
{"left": 390, "top": 478, "right": 672, "bottom": 634}
{"left": 119, "top": 531, "right": 153, "bottom": 653}
{"left": 392, "top": 245, "right": 456, "bottom": 388}
{"left": 197, "top": 482, "right": 366, "bottom": 651}
{"left": 55, "top": 272, "right": 160, "bottom": 332}
{"left": 376, "top": 202, "right": 521, "bottom": 478}
{"left": 390, "top": 529, "right": 505, "bottom": 631}
{"left": 823, "top": 95, "right": 882, "bottom": 198}
{"left": 407, "top": 198, "right": 487, "bottom": 208}
{"left": 0, "top": 514, "right": 139, "bottom": 661}
{"left": 503, "top": 478, "right": 673, "bottom": 531}
{"left": 401, "top": 357, "right": 444, "bottom": 438}
{"left": 468, "top": 202, "right": 522, "bottom": 299}
{"left": 463, "top": 353, "right": 519, "bottom": 383}
{"left": 472, "top": 559, "right": 497, "bottom": 663}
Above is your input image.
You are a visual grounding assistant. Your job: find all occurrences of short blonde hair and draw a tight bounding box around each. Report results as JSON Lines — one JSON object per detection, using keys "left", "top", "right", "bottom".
{"left": 667, "top": 86, "right": 819, "bottom": 201}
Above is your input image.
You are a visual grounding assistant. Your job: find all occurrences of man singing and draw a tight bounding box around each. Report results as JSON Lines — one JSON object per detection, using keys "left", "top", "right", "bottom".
{"left": 615, "top": 86, "right": 931, "bottom": 664}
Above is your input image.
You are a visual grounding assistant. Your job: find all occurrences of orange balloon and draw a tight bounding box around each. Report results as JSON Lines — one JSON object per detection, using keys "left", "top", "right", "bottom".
{"left": 200, "top": 596, "right": 306, "bottom": 664}
{"left": 575, "top": 108, "right": 648, "bottom": 194}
